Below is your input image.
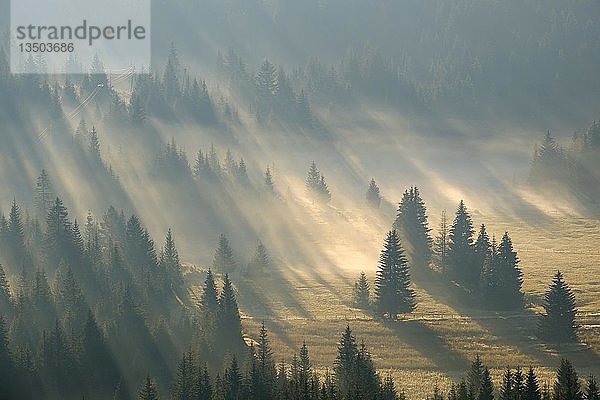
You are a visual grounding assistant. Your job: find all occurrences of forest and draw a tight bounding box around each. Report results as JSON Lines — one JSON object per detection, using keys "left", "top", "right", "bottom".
{"left": 1, "top": 0, "right": 600, "bottom": 399}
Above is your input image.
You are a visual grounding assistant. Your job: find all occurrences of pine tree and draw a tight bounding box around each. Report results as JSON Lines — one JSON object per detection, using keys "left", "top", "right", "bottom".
{"left": 468, "top": 355, "right": 485, "bottom": 397}
{"left": 248, "top": 241, "right": 271, "bottom": 276}
{"left": 392, "top": 187, "right": 432, "bottom": 268}
{"left": 514, "top": 367, "right": 525, "bottom": 400}
{"left": 173, "top": 351, "right": 196, "bottom": 400}
{"left": 159, "top": 228, "right": 183, "bottom": 292}
{"left": 224, "top": 149, "right": 237, "bottom": 177}
{"left": 495, "top": 232, "right": 524, "bottom": 309}
{"left": 334, "top": 325, "right": 358, "bottom": 399}
{"left": 553, "top": 359, "right": 582, "bottom": 400}
{"left": 257, "top": 322, "right": 276, "bottom": 400}
{"left": 478, "top": 367, "right": 494, "bottom": 400}
{"left": 256, "top": 59, "right": 278, "bottom": 98}
{"left": 432, "top": 210, "right": 449, "bottom": 270}
{"left": 366, "top": 179, "right": 382, "bottom": 209}
{"left": 447, "top": 200, "right": 476, "bottom": 286}
{"left": 380, "top": 375, "right": 399, "bottom": 400}
{"left": 137, "top": 376, "right": 160, "bottom": 400}
{"left": 353, "top": 272, "right": 370, "bottom": 309}
{"left": 200, "top": 269, "right": 219, "bottom": 340}
{"left": 224, "top": 355, "right": 242, "bottom": 400}
{"left": 45, "top": 197, "right": 72, "bottom": 267}
{"left": 585, "top": 376, "right": 599, "bottom": 400}
{"left": 298, "top": 342, "right": 311, "bottom": 399}
{"left": 34, "top": 169, "right": 54, "bottom": 218}
{"left": 89, "top": 126, "right": 101, "bottom": 162}
{"left": 213, "top": 234, "right": 237, "bottom": 274}
{"left": 524, "top": 367, "right": 541, "bottom": 400}
{"left": 374, "top": 230, "right": 416, "bottom": 318}
{"left": 217, "top": 274, "right": 243, "bottom": 353}
{"left": 500, "top": 368, "right": 513, "bottom": 400}
{"left": 0, "top": 264, "right": 11, "bottom": 310}
{"left": 473, "top": 224, "right": 490, "bottom": 278}
{"left": 538, "top": 271, "right": 578, "bottom": 343}
{"left": 306, "top": 162, "right": 331, "bottom": 203}
{"left": 7, "top": 198, "right": 26, "bottom": 264}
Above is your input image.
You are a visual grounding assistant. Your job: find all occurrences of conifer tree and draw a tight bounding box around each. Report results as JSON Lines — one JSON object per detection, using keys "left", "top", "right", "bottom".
{"left": 495, "top": 232, "right": 524, "bottom": 309}
{"left": 366, "top": 179, "right": 382, "bottom": 209}
{"left": 433, "top": 210, "right": 449, "bottom": 270}
{"left": 380, "top": 375, "right": 400, "bottom": 400}
{"left": 374, "top": 230, "right": 416, "bottom": 318}
{"left": 478, "top": 367, "right": 494, "bottom": 400}
{"left": 45, "top": 197, "right": 72, "bottom": 267}
{"left": 524, "top": 367, "right": 542, "bottom": 400}
{"left": 200, "top": 269, "right": 219, "bottom": 339}
{"left": 224, "top": 355, "right": 242, "bottom": 400}
{"left": 514, "top": 367, "right": 525, "bottom": 400}
{"left": 137, "top": 376, "right": 160, "bottom": 400}
{"left": 473, "top": 224, "right": 490, "bottom": 276}
{"left": 213, "top": 234, "right": 237, "bottom": 274}
{"left": 0, "top": 264, "right": 10, "bottom": 310}
{"left": 468, "top": 355, "right": 485, "bottom": 397}
{"left": 248, "top": 241, "right": 270, "bottom": 276}
{"left": 353, "top": 272, "right": 371, "bottom": 309}
{"left": 34, "top": 169, "right": 54, "bottom": 218}
{"left": 553, "top": 359, "right": 582, "bottom": 400}
{"left": 306, "top": 162, "right": 331, "bottom": 203}
{"left": 257, "top": 322, "right": 276, "bottom": 400}
{"left": 7, "top": 198, "right": 26, "bottom": 265}
{"left": 585, "top": 376, "right": 599, "bottom": 400}
{"left": 447, "top": 200, "right": 476, "bottom": 286}
{"left": 173, "top": 351, "right": 196, "bottom": 400}
{"left": 334, "top": 325, "right": 358, "bottom": 399}
{"left": 392, "top": 187, "right": 432, "bottom": 268}
{"left": 89, "top": 126, "right": 101, "bottom": 162}
{"left": 217, "top": 274, "right": 243, "bottom": 353}
{"left": 501, "top": 368, "right": 513, "bottom": 400}
{"left": 538, "top": 271, "right": 578, "bottom": 343}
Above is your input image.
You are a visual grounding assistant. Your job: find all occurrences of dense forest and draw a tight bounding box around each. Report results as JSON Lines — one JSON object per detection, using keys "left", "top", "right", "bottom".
{"left": 1, "top": 0, "right": 600, "bottom": 399}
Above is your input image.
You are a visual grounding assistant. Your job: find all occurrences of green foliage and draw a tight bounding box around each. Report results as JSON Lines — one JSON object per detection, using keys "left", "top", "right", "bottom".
{"left": 392, "top": 187, "right": 432, "bottom": 268}
{"left": 366, "top": 179, "right": 382, "bottom": 209}
{"left": 553, "top": 359, "right": 583, "bottom": 400}
{"left": 353, "top": 272, "right": 371, "bottom": 309}
{"left": 447, "top": 200, "right": 476, "bottom": 286}
{"left": 538, "top": 271, "right": 578, "bottom": 343}
{"left": 374, "top": 230, "right": 416, "bottom": 317}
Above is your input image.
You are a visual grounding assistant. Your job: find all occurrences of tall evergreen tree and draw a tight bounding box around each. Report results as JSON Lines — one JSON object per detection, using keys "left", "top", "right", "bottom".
{"left": 366, "top": 179, "right": 382, "bottom": 209}
{"left": 257, "top": 322, "right": 276, "bottom": 400}
{"left": 473, "top": 224, "right": 490, "bottom": 276}
{"left": 173, "top": 351, "right": 196, "bottom": 400}
{"left": 432, "top": 210, "right": 449, "bottom": 270}
{"left": 538, "top": 271, "right": 578, "bottom": 343}
{"left": 524, "top": 367, "right": 542, "bottom": 400}
{"left": 468, "top": 355, "right": 485, "bottom": 397}
{"left": 353, "top": 272, "right": 371, "bottom": 309}
{"left": 200, "top": 269, "right": 219, "bottom": 341}
{"left": 44, "top": 197, "right": 72, "bottom": 268}
{"left": 7, "top": 198, "right": 26, "bottom": 265}
{"left": 264, "top": 167, "right": 275, "bottom": 194}
{"left": 0, "top": 264, "right": 10, "bottom": 310}
{"left": 585, "top": 376, "right": 599, "bottom": 400}
{"left": 217, "top": 274, "right": 244, "bottom": 354}
{"left": 34, "top": 169, "right": 54, "bottom": 218}
{"left": 392, "top": 187, "right": 432, "bottom": 268}
{"left": 305, "top": 162, "right": 331, "bottom": 203}
{"left": 447, "top": 200, "right": 476, "bottom": 286}
{"left": 224, "top": 355, "right": 242, "bottom": 400}
{"left": 374, "top": 230, "right": 416, "bottom": 317}
{"left": 247, "top": 241, "right": 271, "bottom": 276}
{"left": 553, "top": 359, "right": 582, "bottom": 400}
{"left": 137, "top": 376, "right": 160, "bottom": 400}
{"left": 478, "top": 367, "right": 494, "bottom": 400}
{"left": 334, "top": 325, "right": 358, "bottom": 399}
{"left": 213, "top": 235, "right": 237, "bottom": 274}
{"left": 500, "top": 368, "right": 513, "bottom": 400}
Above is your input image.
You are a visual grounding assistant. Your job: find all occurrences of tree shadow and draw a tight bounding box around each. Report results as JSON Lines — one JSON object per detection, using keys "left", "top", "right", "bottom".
{"left": 382, "top": 318, "right": 471, "bottom": 372}
{"left": 413, "top": 272, "right": 600, "bottom": 369}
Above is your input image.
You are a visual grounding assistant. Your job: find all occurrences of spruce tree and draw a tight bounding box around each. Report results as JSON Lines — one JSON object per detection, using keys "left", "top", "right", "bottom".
{"left": 257, "top": 322, "right": 276, "bottom": 400}
{"left": 7, "top": 198, "right": 26, "bottom": 265}
{"left": 353, "top": 272, "right": 371, "bottom": 309}
{"left": 447, "top": 200, "right": 476, "bottom": 286}
{"left": 200, "top": 269, "right": 219, "bottom": 340}
{"left": 478, "top": 367, "right": 494, "bottom": 400}
{"left": 137, "top": 376, "right": 160, "bottom": 400}
{"left": 374, "top": 230, "right": 416, "bottom": 318}
{"left": 524, "top": 367, "right": 542, "bottom": 400}
{"left": 34, "top": 169, "right": 54, "bottom": 218}
{"left": 473, "top": 224, "right": 490, "bottom": 278}
{"left": 468, "top": 355, "right": 485, "bottom": 397}
{"left": 334, "top": 325, "right": 358, "bottom": 399}
{"left": 173, "top": 351, "right": 196, "bottom": 400}
{"left": 213, "top": 234, "right": 237, "bottom": 274}
{"left": 248, "top": 241, "right": 270, "bottom": 276}
{"left": 224, "top": 355, "right": 242, "bottom": 400}
{"left": 392, "top": 187, "right": 432, "bottom": 268}
{"left": 585, "top": 376, "right": 599, "bottom": 400}
{"left": 500, "top": 368, "right": 512, "bottom": 400}
{"left": 0, "top": 264, "right": 11, "bottom": 310}
{"left": 495, "top": 232, "right": 523, "bottom": 309}
{"left": 432, "top": 210, "right": 449, "bottom": 270}
{"left": 514, "top": 367, "right": 525, "bottom": 400}
{"left": 306, "top": 162, "right": 331, "bottom": 203}
{"left": 553, "top": 359, "right": 582, "bottom": 400}
{"left": 538, "top": 271, "right": 577, "bottom": 343}
{"left": 217, "top": 274, "right": 244, "bottom": 353}
{"left": 366, "top": 179, "right": 382, "bottom": 209}
{"left": 45, "top": 197, "right": 72, "bottom": 267}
